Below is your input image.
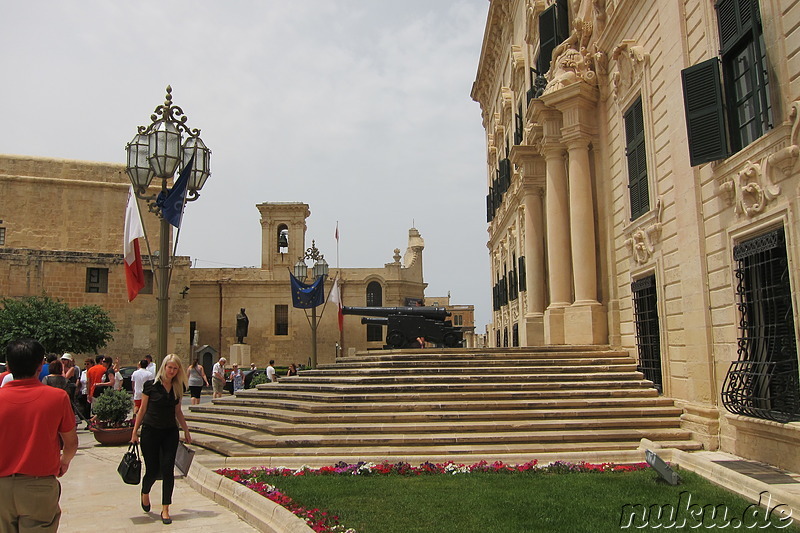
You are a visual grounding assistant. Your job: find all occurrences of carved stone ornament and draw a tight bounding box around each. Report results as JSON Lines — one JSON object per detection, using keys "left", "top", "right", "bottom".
{"left": 610, "top": 40, "right": 650, "bottom": 101}
{"left": 543, "top": 19, "right": 598, "bottom": 95}
{"left": 625, "top": 197, "right": 663, "bottom": 265}
{"left": 718, "top": 101, "right": 800, "bottom": 217}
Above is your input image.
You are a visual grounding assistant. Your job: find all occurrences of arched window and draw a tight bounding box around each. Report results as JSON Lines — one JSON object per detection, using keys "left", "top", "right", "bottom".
{"left": 366, "top": 281, "right": 383, "bottom": 341}
{"left": 366, "top": 281, "right": 383, "bottom": 307}
{"left": 277, "top": 224, "right": 289, "bottom": 253}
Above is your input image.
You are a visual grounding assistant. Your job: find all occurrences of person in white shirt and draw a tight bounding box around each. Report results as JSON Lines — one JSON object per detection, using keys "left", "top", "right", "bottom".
{"left": 145, "top": 354, "right": 156, "bottom": 375}
{"left": 212, "top": 357, "right": 226, "bottom": 398}
{"left": 131, "top": 359, "right": 154, "bottom": 414}
{"left": 266, "top": 360, "right": 277, "bottom": 383}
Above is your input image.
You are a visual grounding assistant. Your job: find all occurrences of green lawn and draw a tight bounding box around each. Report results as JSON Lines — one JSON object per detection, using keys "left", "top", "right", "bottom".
{"left": 263, "top": 469, "right": 798, "bottom": 532}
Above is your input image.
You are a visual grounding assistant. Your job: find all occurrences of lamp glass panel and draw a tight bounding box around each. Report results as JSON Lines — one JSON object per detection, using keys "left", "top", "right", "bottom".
{"left": 126, "top": 134, "right": 154, "bottom": 189}
{"left": 148, "top": 120, "right": 181, "bottom": 178}
{"left": 294, "top": 261, "right": 308, "bottom": 279}
{"left": 182, "top": 136, "right": 211, "bottom": 191}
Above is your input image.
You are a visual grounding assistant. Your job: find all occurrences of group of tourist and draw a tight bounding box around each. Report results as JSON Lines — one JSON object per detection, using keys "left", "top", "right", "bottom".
{"left": 0, "top": 339, "right": 195, "bottom": 529}
{"left": 0, "top": 338, "right": 309, "bottom": 530}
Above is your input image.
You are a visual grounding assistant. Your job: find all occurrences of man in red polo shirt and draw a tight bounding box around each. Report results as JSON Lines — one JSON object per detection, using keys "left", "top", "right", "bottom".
{"left": 86, "top": 355, "right": 109, "bottom": 403}
{"left": 0, "top": 338, "right": 78, "bottom": 532}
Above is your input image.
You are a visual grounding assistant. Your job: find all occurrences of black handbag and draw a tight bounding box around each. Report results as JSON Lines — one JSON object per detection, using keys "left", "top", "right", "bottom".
{"left": 117, "top": 442, "right": 141, "bottom": 485}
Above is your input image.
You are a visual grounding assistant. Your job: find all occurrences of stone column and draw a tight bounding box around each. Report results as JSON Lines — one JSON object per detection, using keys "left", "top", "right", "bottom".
{"left": 542, "top": 82, "right": 607, "bottom": 345}
{"left": 565, "top": 136, "right": 598, "bottom": 305}
{"left": 531, "top": 100, "right": 571, "bottom": 344}
{"left": 510, "top": 144, "right": 547, "bottom": 346}
{"left": 522, "top": 187, "right": 546, "bottom": 345}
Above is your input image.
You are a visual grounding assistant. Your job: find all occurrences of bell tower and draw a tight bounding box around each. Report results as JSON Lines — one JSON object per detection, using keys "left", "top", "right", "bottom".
{"left": 256, "top": 202, "right": 310, "bottom": 273}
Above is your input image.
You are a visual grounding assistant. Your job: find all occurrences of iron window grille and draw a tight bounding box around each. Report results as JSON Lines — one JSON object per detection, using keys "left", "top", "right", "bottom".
{"left": 0, "top": 227, "right": 5, "bottom": 246}
{"left": 722, "top": 228, "right": 799, "bottom": 422}
{"left": 274, "top": 305, "right": 289, "bottom": 336}
{"left": 632, "top": 274, "right": 663, "bottom": 392}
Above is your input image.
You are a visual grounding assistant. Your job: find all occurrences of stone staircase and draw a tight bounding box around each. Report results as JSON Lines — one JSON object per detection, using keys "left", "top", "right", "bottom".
{"left": 186, "top": 346, "right": 702, "bottom": 463}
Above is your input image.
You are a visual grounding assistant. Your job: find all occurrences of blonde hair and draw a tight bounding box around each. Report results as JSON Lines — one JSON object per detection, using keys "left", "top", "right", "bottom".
{"left": 156, "top": 353, "right": 188, "bottom": 397}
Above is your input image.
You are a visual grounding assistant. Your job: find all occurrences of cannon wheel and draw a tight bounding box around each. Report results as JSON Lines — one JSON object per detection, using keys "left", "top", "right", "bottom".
{"left": 442, "top": 332, "right": 458, "bottom": 347}
{"left": 386, "top": 330, "right": 405, "bottom": 348}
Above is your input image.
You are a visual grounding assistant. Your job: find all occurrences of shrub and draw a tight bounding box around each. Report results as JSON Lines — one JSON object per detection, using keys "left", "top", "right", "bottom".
{"left": 250, "top": 372, "right": 270, "bottom": 387}
{"left": 92, "top": 389, "right": 133, "bottom": 426}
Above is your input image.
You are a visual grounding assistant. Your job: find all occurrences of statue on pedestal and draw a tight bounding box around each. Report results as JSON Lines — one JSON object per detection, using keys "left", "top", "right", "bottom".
{"left": 236, "top": 308, "right": 249, "bottom": 344}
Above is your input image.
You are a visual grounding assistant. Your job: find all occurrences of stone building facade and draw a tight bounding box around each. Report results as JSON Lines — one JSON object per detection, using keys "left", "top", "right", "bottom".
{"left": 190, "top": 202, "right": 429, "bottom": 367}
{"left": 0, "top": 155, "right": 192, "bottom": 359}
{"left": 472, "top": 0, "right": 800, "bottom": 471}
{"left": 0, "top": 155, "right": 432, "bottom": 368}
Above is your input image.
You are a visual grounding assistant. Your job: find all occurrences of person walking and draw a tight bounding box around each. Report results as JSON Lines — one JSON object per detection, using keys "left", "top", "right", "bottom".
{"left": 0, "top": 338, "right": 78, "bottom": 532}
{"left": 266, "top": 360, "right": 277, "bottom": 382}
{"left": 131, "top": 359, "right": 153, "bottom": 415}
{"left": 211, "top": 357, "right": 226, "bottom": 399}
{"left": 130, "top": 354, "right": 191, "bottom": 525}
{"left": 186, "top": 358, "right": 208, "bottom": 405}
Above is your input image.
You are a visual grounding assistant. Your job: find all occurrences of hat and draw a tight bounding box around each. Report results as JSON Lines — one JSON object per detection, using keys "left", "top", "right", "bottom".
{"left": 61, "top": 353, "right": 74, "bottom": 361}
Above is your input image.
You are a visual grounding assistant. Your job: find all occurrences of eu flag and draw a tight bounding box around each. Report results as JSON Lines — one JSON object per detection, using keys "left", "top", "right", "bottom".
{"left": 157, "top": 156, "right": 193, "bottom": 228}
{"left": 290, "top": 273, "right": 325, "bottom": 308}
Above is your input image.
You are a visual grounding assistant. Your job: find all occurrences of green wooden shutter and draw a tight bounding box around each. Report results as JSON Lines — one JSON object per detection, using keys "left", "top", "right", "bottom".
{"left": 625, "top": 98, "right": 650, "bottom": 220}
{"left": 681, "top": 58, "right": 730, "bottom": 166}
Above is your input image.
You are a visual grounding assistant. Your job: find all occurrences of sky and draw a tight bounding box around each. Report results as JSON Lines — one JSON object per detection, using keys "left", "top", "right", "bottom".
{"left": 0, "top": 1, "right": 492, "bottom": 329}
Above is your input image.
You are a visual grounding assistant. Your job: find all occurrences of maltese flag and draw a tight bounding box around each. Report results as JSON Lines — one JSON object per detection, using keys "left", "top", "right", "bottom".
{"left": 329, "top": 277, "right": 343, "bottom": 332}
{"left": 123, "top": 186, "right": 146, "bottom": 302}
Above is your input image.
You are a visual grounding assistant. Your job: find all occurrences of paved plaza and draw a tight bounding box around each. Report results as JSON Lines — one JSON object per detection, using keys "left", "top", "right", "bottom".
{"left": 58, "top": 428, "right": 259, "bottom": 533}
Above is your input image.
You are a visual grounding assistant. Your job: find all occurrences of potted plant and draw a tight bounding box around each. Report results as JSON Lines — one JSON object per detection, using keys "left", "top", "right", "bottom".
{"left": 88, "top": 389, "right": 134, "bottom": 445}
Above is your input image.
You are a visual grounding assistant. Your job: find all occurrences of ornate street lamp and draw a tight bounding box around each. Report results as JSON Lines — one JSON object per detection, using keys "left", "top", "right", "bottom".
{"left": 125, "top": 86, "right": 211, "bottom": 363}
{"left": 294, "top": 241, "right": 329, "bottom": 368}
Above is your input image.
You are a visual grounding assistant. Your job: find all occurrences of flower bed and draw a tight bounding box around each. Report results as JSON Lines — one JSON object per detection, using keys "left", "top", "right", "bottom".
{"left": 217, "top": 460, "right": 649, "bottom": 533}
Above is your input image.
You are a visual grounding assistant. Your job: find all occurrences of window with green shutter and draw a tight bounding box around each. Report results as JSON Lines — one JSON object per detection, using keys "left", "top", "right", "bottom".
{"left": 681, "top": 0, "right": 772, "bottom": 166}
{"left": 624, "top": 98, "right": 649, "bottom": 220}
{"left": 537, "top": 0, "right": 569, "bottom": 76}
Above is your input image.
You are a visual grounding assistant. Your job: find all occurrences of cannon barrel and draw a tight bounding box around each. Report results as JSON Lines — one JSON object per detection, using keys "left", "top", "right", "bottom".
{"left": 342, "top": 306, "right": 450, "bottom": 320}
{"left": 360, "top": 317, "right": 389, "bottom": 326}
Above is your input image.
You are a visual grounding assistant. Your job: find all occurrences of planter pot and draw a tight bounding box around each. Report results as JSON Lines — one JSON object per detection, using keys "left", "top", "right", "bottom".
{"left": 90, "top": 426, "right": 134, "bottom": 446}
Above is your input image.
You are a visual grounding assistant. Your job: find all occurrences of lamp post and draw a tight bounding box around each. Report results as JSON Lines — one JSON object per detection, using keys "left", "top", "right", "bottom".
{"left": 125, "top": 86, "right": 211, "bottom": 363}
{"left": 293, "top": 240, "right": 329, "bottom": 368}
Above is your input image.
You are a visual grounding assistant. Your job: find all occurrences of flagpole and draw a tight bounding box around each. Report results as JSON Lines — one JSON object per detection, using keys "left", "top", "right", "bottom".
{"left": 335, "top": 222, "right": 343, "bottom": 357}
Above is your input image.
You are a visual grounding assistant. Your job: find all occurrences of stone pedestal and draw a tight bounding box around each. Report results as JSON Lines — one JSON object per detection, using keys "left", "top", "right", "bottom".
{"left": 229, "top": 344, "right": 251, "bottom": 368}
{"left": 544, "top": 306, "right": 567, "bottom": 344}
{"left": 564, "top": 303, "right": 608, "bottom": 345}
{"left": 524, "top": 313, "right": 545, "bottom": 346}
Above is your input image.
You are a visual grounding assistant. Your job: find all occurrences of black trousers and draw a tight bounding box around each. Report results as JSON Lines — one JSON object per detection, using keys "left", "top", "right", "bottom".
{"left": 140, "top": 425, "right": 179, "bottom": 505}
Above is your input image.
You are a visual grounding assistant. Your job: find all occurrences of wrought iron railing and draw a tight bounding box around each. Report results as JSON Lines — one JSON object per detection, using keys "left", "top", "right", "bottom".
{"left": 721, "top": 227, "right": 800, "bottom": 422}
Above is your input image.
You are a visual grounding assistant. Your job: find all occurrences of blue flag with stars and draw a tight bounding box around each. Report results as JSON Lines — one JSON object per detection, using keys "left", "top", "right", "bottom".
{"left": 156, "top": 156, "right": 193, "bottom": 228}
{"left": 290, "top": 272, "right": 325, "bottom": 308}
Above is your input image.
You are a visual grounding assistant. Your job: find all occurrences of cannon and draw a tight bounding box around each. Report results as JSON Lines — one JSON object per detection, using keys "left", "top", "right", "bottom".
{"left": 343, "top": 306, "right": 464, "bottom": 349}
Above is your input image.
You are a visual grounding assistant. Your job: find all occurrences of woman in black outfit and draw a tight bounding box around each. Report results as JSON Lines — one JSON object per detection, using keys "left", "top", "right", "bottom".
{"left": 130, "top": 354, "right": 191, "bottom": 525}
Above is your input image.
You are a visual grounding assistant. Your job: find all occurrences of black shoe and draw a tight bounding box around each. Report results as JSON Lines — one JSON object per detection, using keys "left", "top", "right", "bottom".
{"left": 161, "top": 512, "right": 172, "bottom": 525}
{"left": 140, "top": 495, "right": 150, "bottom": 513}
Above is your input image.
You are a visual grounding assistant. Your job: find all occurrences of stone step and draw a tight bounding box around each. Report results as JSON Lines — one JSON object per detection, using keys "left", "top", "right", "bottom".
{"left": 332, "top": 346, "right": 624, "bottom": 364}
{"left": 187, "top": 404, "right": 684, "bottom": 425}
{"left": 185, "top": 410, "right": 684, "bottom": 436}
{"left": 232, "top": 386, "right": 662, "bottom": 403}
{"left": 193, "top": 436, "right": 703, "bottom": 460}
{"left": 256, "top": 378, "right": 655, "bottom": 395}
{"left": 300, "top": 363, "right": 640, "bottom": 376}
{"left": 187, "top": 420, "right": 695, "bottom": 448}
{"left": 280, "top": 371, "right": 645, "bottom": 386}
{"left": 316, "top": 357, "right": 637, "bottom": 371}
{"left": 202, "top": 395, "right": 677, "bottom": 414}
